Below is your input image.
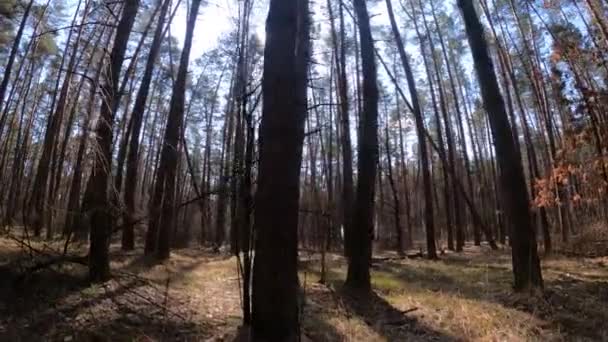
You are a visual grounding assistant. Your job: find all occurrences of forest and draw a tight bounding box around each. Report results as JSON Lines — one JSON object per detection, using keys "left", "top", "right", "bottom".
{"left": 1, "top": 0, "right": 608, "bottom": 340}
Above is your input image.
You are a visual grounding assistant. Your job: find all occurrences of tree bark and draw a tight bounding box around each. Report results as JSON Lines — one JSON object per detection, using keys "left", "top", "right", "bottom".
{"left": 251, "top": 0, "right": 309, "bottom": 338}
{"left": 0, "top": 0, "right": 34, "bottom": 134}
{"left": 87, "top": 0, "right": 139, "bottom": 282}
{"left": 123, "top": 0, "right": 172, "bottom": 251}
{"left": 146, "top": 0, "right": 202, "bottom": 260}
{"left": 385, "top": 0, "right": 436, "bottom": 259}
{"left": 344, "top": 0, "right": 379, "bottom": 292}
{"left": 458, "top": 0, "right": 543, "bottom": 291}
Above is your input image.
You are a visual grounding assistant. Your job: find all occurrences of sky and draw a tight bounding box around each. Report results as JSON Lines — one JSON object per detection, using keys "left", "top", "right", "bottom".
{"left": 42, "top": 0, "right": 430, "bottom": 57}
{"left": 170, "top": 0, "right": 267, "bottom": 59}
{"left": 34, "top": 0, "right": 589, "bottom": 160}
{"left": 169, "top": 0, "right": 397, "bottom": 60}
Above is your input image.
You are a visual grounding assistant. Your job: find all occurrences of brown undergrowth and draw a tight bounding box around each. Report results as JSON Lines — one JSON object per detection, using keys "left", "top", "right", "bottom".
{"left": 1, "top": 236, "right": 607, "bottom": 341}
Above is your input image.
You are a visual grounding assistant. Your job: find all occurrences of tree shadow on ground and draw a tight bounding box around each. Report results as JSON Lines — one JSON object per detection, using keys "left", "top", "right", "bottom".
{"left": 541, "top": 275, "right": 608, "bottom": 340}
{"left": 113, "top": 246, "right": 230, "bottom": 275}
{"left": 0, "top": 268, "right": 113, "bottom": 339}
{"left": 302, "top": 305, "right": 348, "bottom": 341}
{"left": 299, "top": 260, "right": 458, "bottom": 341}
{"left": 0, "top": 272, "right": 215, "bottom": 341}
{"left": 301, "top": 248, "right": 608, "bottom": 340}
{"left": 372, "top": 252, "right": 608, "bottom": 340}
{"left": 0, "top": 237, "right": 233, "bottom": 341}
{"left": 58, "top": 317, "right": 210, "bottom": 342}
{"left": 334, "top": 287, "right": 458, "bottom": 341}
{"left": 376, "top": 259, "right": 511, "bottom": 301}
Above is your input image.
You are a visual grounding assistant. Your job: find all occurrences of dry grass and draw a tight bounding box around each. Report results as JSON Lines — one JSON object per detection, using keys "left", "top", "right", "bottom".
{"left": 1, "top": 236, "right": 607, "bottom": 341}
{"left": 300, "top": 246, "right": 608, "bottom": 341}
{"left": 0, "top": 236, "right": 240, "bottom": 341}
{"left": 561, "top": 223, "right": 608, "bottom": 257}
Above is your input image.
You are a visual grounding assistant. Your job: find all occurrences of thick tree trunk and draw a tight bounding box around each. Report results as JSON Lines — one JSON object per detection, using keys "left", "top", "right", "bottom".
{"left": 344, "top": 0, "right": 379, "bottom": 292}
{"left": 251, "top": 0, "right": 309, "bottom": 338}
{"left": 87, "top": 0, "right": 139, "bottom": 282}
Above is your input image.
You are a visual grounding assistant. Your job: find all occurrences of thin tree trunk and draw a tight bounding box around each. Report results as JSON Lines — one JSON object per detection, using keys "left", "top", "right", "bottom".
{"left": 0, "top": 0, "right": 34, "bottom": 133}
{"left": 123, "top": 0, "right": 172, "bottom": 251}
{"left": 385, "top": 0, "right": 436, "bottom": 259}
{"left": 146, "top": 0, "right": 202, "bottom": 260}
{"left": 413, "top": 0, "right": 456, "bottom": 251}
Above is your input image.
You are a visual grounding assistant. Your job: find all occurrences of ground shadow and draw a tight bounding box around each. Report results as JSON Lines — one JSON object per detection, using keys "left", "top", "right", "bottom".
{"left": 542, "top": 275, "right": 608, "bottom": 340}
{"left": 0, "top": 269, "right": 113, "bottom": 339}
{"left": 371, "top": 252, "right": 608, "bottom": 340}
{"left": 299, "top": 259, "right": 458, "bottom": 341}
{"left": 301, "top": 248, "right": 608, "bottom": 340}
{"left": 302, "top": 305, "right": 348, "bottom": 341}
{"left": 335, "top": 287, "right": 458, "bottom": 341}
{"left": 0, "top": 237, "right": 232, "bottom": 341}
{"left": 62, "top": 317, "right": 210, "bottom": 342}
{"left": 0, "top": 273, "right": 215, "bottom": 341}
{"left": 114, "top": 245, "right": 230, "bottom": 274}
{"left": 376, "top": 259, "right": 511, "bottom": 300}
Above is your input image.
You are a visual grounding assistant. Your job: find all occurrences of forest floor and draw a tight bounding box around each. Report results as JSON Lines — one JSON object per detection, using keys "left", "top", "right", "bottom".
{"left": 0, "top": 235, "right": 607, "bottom": 341}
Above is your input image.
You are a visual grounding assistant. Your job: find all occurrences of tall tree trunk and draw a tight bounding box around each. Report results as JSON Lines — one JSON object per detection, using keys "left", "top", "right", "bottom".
{"left": 429, "top": 0, "right": 472, "bottom": 251}
{"left": 384, "top": 123, "right": 403, "bottom": 255}
{"left": 64, "top": 59, "right": 104, "bottom": 240}
{"left": 385, "top": 0, "right": 436, "bottom": 259}
{"left": 214, "top": 75, "right": 236, "bottom": 251}
{"left": 411, "top": 4, "right": 454, "bottom": 250}
{"left": 29, "top": 0, "right": 85, "bottom": 236}
{"left": 413, "top": 0, "right": 456, "bottom": 251}
{"left": 397, "top": 112, "right": 413, "bottom": 248}
{"left": 4, "top": 58, "right": 40, "bottom": 226}
{"left": 328, "top": 0, "right": 354, "bottom": 260}
{"left": 123, "top": 0, "right": 172, "bottom": 251}
{"left": 87, "top": 0, "right": 139, "bottom": 282}
{"left": 200, "top": 69, "right": 224, "bottom": 244}
{"left": 113, "top": 2, "right": 163, "bottom": 200}
{"left": 230, "top": 2, "right": 253, "bottom": 254}
{"left": 458, "top": 0, "right": 543, "bottom": 291}
{"left": 0, "top": 0, "right": 34, "bottom": 133}
{"left": 344, "top": 0, "right": 379, "bottom": 292}
{"left": 251, "top": 0, "right": 309, "bottom": 338}
{"left": 146, "top": 0, "right": 202, "bottom": 260}
{"left": 239, "top": 99, "right": 255, "bottom": 324}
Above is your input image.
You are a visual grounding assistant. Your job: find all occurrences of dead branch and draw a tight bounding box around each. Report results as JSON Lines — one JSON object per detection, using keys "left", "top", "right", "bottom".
{"left": 4, "top": 232, "right": 88, "bottom": 277}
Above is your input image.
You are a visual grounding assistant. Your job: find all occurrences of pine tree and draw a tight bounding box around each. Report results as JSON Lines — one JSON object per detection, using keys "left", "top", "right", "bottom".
{"left": 458, "top": 0, "right": 543, "bottom": 291}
